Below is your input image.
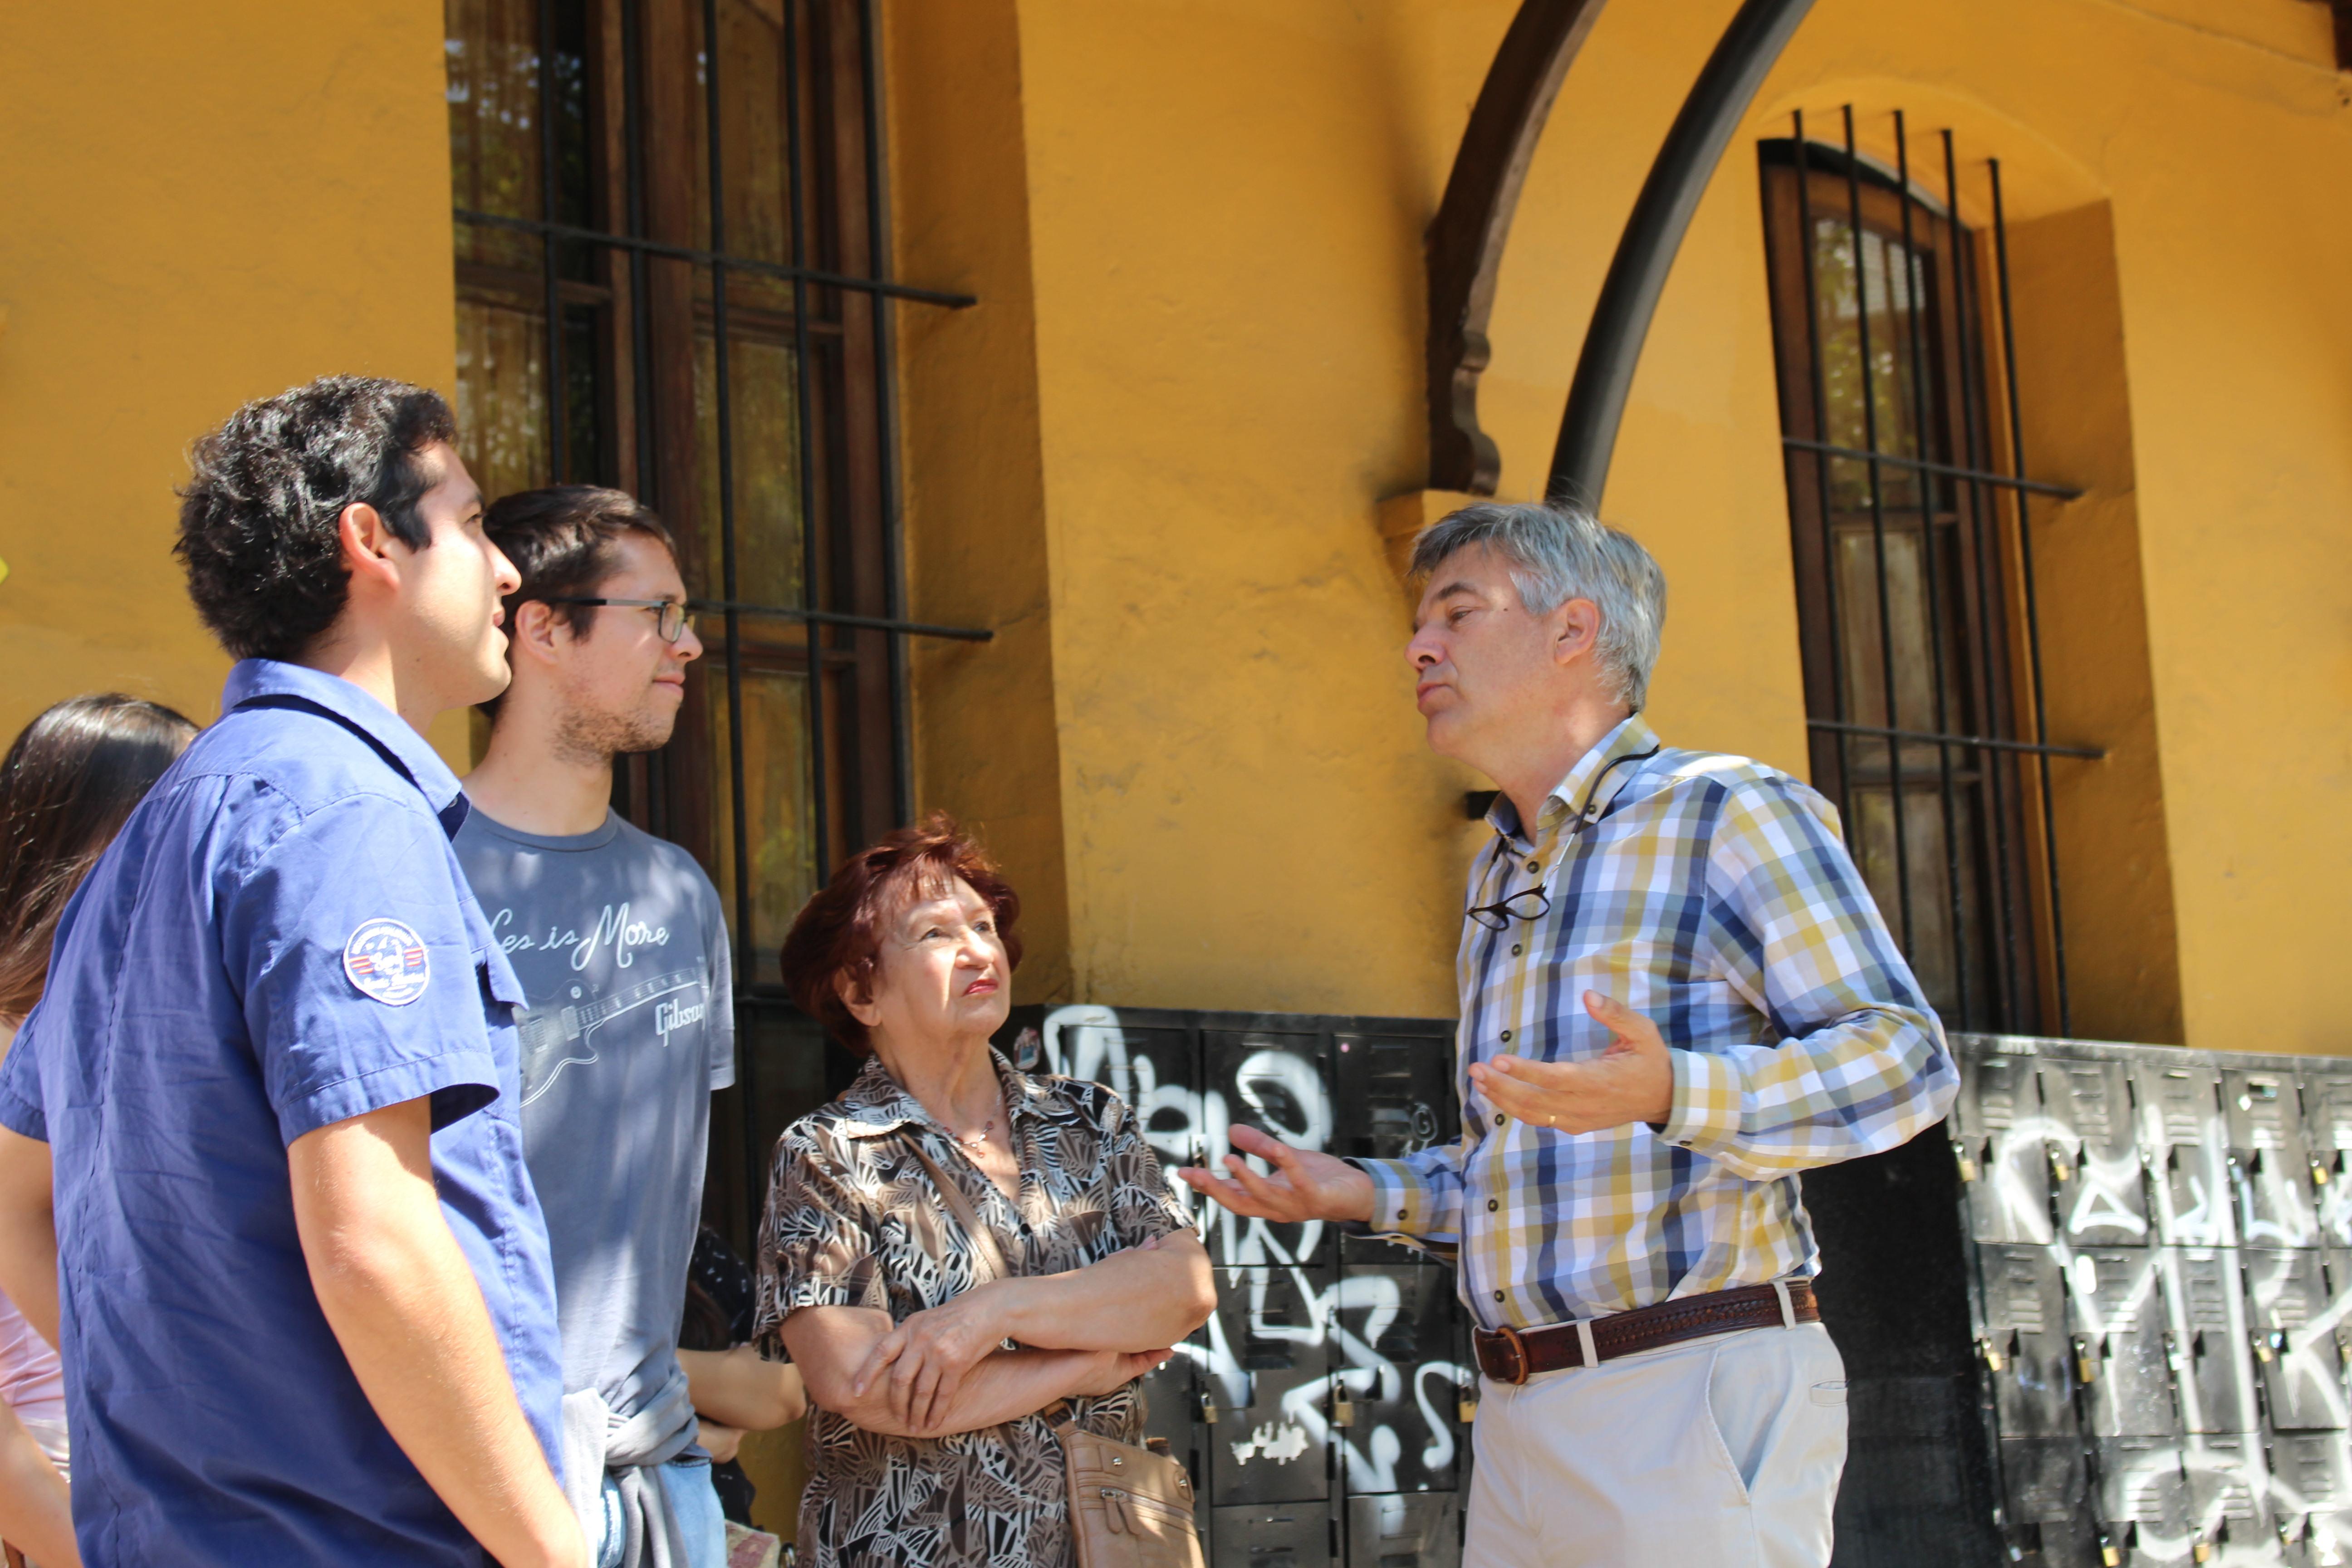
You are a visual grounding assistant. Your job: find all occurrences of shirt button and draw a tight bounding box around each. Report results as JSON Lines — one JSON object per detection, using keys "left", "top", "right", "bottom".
{"left": 1397, "top": 1209, "right": 1408, "bottom": 1221}
{"left": 1487, "top": 1199, "right": 1499, "bottom": 1212}
{"left": 1494, "top": 1291, "right": 1505, "bottom": 1303}
{"left": 1499, "top": 1029, "right": 1512, "bottom": 1043}
{"left": 1494, "top": 1113, "right": 1505, "bottom": 1127}
{"left": 1511, "top": 943, "right": 1522, "bottom": 956}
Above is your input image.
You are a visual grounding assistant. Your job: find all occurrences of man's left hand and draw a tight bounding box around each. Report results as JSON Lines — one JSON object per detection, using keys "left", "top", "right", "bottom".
{"left": 1465, "top": 990, "right": 1676, "bottom": 1135}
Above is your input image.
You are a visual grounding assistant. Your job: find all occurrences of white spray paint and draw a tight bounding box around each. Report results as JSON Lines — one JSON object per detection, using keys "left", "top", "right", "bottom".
{"left": 1042, "top": 1005, "right": 1470, "bottom": 1493}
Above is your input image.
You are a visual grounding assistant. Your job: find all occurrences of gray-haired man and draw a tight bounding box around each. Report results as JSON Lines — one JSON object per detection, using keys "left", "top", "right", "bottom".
{"left": 1181, "top": 503, "right": 1958, "bottom": 1566}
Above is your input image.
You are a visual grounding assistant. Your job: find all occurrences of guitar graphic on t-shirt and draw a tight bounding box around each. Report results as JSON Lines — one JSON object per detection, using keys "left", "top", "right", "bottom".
{"left": 515, "top": 966, "right": 706, "bottom": 1106}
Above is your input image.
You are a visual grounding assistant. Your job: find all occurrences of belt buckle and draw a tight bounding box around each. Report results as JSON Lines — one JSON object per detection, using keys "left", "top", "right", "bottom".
{"left": 1492, "top": 1323, "right": 1529, "bottom": 1386}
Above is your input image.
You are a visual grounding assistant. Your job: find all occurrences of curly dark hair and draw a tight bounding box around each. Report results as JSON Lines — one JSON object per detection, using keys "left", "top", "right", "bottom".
{"left": 778, "top": 813, "right": 1024, "bottom": 1056}
{"left": 174, "top": 376, "right": 460, "bottom": 662}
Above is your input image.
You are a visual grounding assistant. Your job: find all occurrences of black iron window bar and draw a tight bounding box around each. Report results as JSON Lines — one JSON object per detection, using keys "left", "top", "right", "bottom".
{"left": 457, "top": 0, "right": 985, "bottom": 937}
{"left": 452, "top": 206, "right": 977, "bottom": 308}
{"left": 1775, "top": 108, "right": 2102, "bottom": 1038}
{"left": 459, "top": 0, "right": 990, "bottom": 1222}
{"left": 685, "top": 599, "right": 993, "bottom": 642}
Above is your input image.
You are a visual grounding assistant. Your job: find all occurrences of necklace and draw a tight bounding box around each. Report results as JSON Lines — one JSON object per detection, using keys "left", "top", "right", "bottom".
{"left": 954, "top": 1117, "right": 996, "bottom": 1151}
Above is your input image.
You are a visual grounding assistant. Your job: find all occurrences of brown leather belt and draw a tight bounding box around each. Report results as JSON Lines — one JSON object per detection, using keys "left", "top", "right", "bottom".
{"left": 1471, "top": 1279, "right": 1820, "bottom": 1385}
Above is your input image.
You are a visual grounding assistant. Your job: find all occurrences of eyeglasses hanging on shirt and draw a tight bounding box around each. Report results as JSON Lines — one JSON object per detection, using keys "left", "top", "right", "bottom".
{"left": 1464, "top": 745, "right": 1662, "bottom": 931}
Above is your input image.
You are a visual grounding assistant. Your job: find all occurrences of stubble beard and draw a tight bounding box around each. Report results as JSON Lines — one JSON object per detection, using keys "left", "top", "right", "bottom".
{"left": 550, "top": 697, "right": 676, "bottom": 769}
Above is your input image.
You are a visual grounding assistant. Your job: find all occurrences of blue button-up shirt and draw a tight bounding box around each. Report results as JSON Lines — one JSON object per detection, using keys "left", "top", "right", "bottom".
{"left": 0, "top": 661, "right": 563, "bottom": 1566}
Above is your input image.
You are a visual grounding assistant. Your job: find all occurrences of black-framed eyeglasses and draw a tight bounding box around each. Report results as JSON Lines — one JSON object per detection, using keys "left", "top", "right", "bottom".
{"left": 1467, "top": 886, "right": 1552, "bottom": 932}
{"left": 534, "top": 597, "right": 690, "bottom": 643}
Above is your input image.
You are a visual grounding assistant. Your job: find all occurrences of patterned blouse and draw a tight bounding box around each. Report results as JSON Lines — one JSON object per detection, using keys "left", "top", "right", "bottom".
{"left": 755, "top": 1049, "right": 1192, "bottom": 1568}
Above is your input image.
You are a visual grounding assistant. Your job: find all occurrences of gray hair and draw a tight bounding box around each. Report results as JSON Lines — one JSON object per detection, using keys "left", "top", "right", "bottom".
{"left": 1409, "top": 502, "right": 1667, "bottom": 709}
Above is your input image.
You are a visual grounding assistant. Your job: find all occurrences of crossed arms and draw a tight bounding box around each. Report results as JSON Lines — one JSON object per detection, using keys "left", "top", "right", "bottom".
{"left": 779, "top": 1230, "right": 1216, "bottom": 1438}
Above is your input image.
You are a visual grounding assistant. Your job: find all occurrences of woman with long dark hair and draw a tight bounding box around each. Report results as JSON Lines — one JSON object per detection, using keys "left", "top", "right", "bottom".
{"left": 0, "top": 693, "right": 196, "bottom": 1565}
{"left": 0, "top": 695, "right": 198, "bottom": 1029}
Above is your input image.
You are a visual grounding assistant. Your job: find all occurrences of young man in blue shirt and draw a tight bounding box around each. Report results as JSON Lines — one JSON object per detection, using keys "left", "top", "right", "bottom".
{"left": 0, "top": 377, "right": 586, "bottom": 1567}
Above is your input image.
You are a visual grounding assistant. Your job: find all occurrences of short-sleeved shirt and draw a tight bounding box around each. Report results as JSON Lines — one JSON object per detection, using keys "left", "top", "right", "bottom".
{"left": 755, "top": 1052, "right": 1191, "bottom": 1568}
{"left": 454, "top": 808, "right": 734, "bottom": 1446}
{"left": 0, "top": 660, "right": 563, "bottom": 1567}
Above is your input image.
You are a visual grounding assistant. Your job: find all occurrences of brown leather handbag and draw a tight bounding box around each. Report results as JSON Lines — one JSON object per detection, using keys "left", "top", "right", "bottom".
{"left": 907, "top": 1141, "right": 1205, "bottom": 1568}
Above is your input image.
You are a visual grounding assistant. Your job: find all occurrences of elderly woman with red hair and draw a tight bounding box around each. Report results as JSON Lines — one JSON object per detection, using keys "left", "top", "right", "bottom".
{"left": 755, "top": 815, "right": 1216, "bottom": 1568}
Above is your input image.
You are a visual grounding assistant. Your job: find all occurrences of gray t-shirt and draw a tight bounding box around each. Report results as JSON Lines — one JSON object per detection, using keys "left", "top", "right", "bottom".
{"left": 454, "top": 805, "right": 735, "bottom": 1441}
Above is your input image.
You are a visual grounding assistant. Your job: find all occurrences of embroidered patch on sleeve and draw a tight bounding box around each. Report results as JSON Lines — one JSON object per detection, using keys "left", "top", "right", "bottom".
{"left": 343, "top": 918, "right": 431, "bottom": 1006}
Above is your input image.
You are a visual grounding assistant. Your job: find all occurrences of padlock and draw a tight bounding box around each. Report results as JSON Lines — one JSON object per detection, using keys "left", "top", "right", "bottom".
{"left": 1198, "top": 1392, "right": 1218, "bottom": 1426}
{"left": 1457, "top": 1395, "right": 1478, "bottom": 1423}
{"left": 1331, "top": 1392, "right": 1355, "bottom": 1428}
{"left": 1977, "top": 1334, "right": 2005, "bottom": 1373}
{"left": 1954, "top": 1139, "right": 1980, "bottom": 1184}
{"left": 2193, "top": 1537, "right": 2212, "bottom": 1563}
{"left": 2074, "top": 1336, "right": 2098, "bottom": 1385}
{"left": 2050, "top": 1146, "right": 2074, "bottom": 1186}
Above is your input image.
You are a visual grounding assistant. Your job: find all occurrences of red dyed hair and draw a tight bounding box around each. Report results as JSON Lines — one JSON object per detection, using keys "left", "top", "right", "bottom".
{"left": 778, "top": 812, "right": 1023, "bottom": 1056}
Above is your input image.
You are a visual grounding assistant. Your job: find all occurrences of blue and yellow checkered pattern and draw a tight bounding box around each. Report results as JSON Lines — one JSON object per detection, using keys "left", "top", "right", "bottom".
{"left": 1359, "top": 714, "right": 1958, "bottom": 1332}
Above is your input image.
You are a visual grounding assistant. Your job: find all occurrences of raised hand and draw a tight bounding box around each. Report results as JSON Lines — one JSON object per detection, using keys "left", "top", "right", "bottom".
{"left": 1176, "top": 1123, "right": 1375, "bottom": 1224}
{"left": 1465, "top": 989, "right": 1676, "bottom": 1135}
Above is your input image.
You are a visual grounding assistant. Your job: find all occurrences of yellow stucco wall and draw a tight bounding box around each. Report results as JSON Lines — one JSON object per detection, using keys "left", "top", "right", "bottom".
{"left": 943, "top": 0, "right": 2351, "bottom": 1049}
{"left": 0, "top": 0, "right": 470, "bottom": 769}
{"left": 1500, "top": 0, "right": 2352, "bottom": 1053}
{"left": 887, "top": 0, "right": 1077, "bottom": 1010}
{"left": 4, "top": 0, "right": 2345, "bottom": 1054}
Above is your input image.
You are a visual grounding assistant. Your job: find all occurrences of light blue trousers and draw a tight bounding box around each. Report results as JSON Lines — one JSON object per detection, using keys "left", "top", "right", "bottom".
{"left": 593, "top": 1455, "right": 730, "bottom": 1568}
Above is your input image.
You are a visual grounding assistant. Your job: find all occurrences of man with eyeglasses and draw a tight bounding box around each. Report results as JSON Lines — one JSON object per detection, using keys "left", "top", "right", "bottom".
{"left": 1181, "top": 503, "right": 1957, "bottom": 1568}
{"left": 460, "top": 485, "right": 749, "bottom": 1568}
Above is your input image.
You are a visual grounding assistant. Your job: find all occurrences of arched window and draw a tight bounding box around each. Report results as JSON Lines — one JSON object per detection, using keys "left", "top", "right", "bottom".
{"left": 1760, "top": 124, "right": 2088, "bottom": 1035}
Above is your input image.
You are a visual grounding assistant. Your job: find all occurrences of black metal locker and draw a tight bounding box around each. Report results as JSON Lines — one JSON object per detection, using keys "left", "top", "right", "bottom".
{"left": 1324, "top": 1262, "right": 1466, "bottom": 1499}
{"left": 2182, "top": 1433, "right": 2273, "bottom": 1565}
{"left": 1342, "top": 1493, "right": 1461, "bottom": 1568}
{"left": 1955, "top": 1054, "right": 2058, "bottom": 1246}
{"left": 2042, "top": 1059, "right": 2153, "bottom": 1249}
{"left": 2243, "top": 1250, "right": 2347, "bottom": 1432}
{"left": 2072, "top": 1247, "right": 2179, "bottom": 1439}
{"left": 1977, "top": 1242, "right": 2081, "bottom": 1438}
{"left": 2090, "top": 1436, "right": 2192, "bottom": 1563}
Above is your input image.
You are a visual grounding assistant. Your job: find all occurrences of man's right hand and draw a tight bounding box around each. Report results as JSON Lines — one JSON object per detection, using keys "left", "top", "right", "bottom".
{"left": 1176, "top": 1124, "right": 1376, "bottom": 1225}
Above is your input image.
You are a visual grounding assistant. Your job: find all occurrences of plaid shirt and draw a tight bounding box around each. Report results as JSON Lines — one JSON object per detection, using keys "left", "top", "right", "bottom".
{"left": 1360, "top": 714, "right": 1956, "bottom": 1332}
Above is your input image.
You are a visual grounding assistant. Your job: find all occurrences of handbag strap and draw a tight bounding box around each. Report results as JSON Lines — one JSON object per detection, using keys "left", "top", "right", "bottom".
{"left": 908, "top": 1135, "right": 1097, "bottom": 1441}
{"left": 906, "top": 1138, "right": 1016, "bottom": 1285}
